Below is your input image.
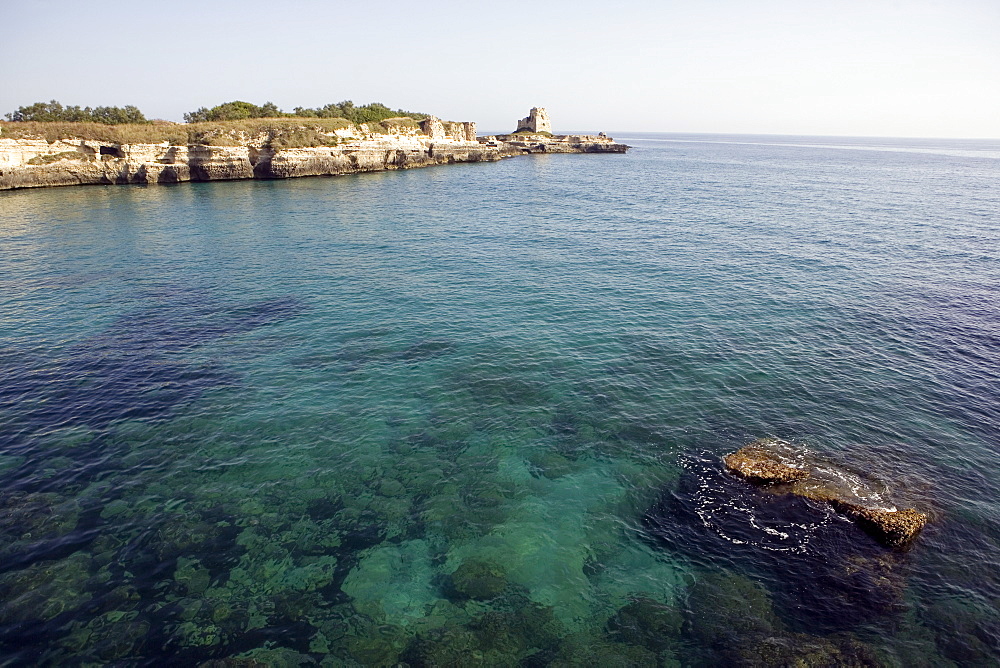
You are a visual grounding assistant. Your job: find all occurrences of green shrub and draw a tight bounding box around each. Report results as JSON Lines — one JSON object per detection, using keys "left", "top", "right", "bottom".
{"left": 183, "top": 99, "right": 427, "bottom": 124}
{"left": 5, "top": 100, "right": 148, "bottom": 124}
{"left": 7, "top": 98, "right": 430, "bottom": 130}
{"left": 183, "top": 101, "right": 288, "bottom": 123}
{"left": 291, "top": 100, "right": 426, "bottom": 124}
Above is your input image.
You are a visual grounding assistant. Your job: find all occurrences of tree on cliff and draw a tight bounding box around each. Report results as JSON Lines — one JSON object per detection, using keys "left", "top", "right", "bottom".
{"left": 89, "top": 105, "right": 148, "bottom": 124}
{"left": 182, "top": 100, "right": 426, "bottom": 125}
{"left": 292, "top": 101, "right": 426, "bottom": 123}
{"left": 183, "top": 101, "right": 286, "bottom": 123}
{"left": 5, "top": 100, "right": 148, "bottom": 124}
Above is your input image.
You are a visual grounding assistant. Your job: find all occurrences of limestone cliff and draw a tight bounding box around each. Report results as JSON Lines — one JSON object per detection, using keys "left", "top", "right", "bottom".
{"left": 0, "top": 124, "right": 495, "bottom": 190}
{"left": 0, "top": 114, "right": 628, "bottom": 191}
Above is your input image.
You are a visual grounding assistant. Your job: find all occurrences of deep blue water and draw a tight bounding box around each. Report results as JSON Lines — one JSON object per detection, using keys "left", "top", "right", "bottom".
{"left": 0, "top": 133, "right": 998, "bottom": 665}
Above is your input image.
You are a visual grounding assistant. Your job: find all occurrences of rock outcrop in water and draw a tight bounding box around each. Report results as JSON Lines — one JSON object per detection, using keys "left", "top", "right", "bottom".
{"left": 829, "top": 501, "right": 929, "bottom": 551}
{"left": 723, "top": 438, "right": 810, "bottom": 484}
{"left": 724, "top": 438, "right": 928, "bottom": 549}
{"left": 645, "top": 451, "right": 913, "bottom": 634}
{"left": 0, "top": 110, "right": 628, "bottom": 191}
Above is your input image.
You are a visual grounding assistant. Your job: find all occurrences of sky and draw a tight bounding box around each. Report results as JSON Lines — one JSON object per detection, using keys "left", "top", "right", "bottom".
{"left": 2, "top": 0, "right": 998, "bottom": 138}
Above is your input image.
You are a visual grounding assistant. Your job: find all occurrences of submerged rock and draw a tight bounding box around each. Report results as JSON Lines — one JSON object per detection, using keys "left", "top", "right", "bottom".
{"left": 645, "top": 454, "right": 911, "bottom": 632}
{"left": 683, "top": 569, "right": 885, "bottom": 666}
{"left": 552, "top": 632, "right": 658, "bottom": 667}
{"left": 730, "top": 631, "right": 885, "bottom": 667}
{"left": 467, "top": 600, "right": 565, "bottom": 659}
{"left": 340, "top": 539, "right": 435, "bottom": 621}
{"left": 448, "top": 560, "right": 508, "bottom": 600}
{"left": 174, "top": 556, "right": 212, "bottom": 596}
{"left": 724, "top": 438, "right": 928, "bottom": 549}
{"left": 684, "top": 570, "right": 781, "bottom": 644}
{"left": 0, "top": 551, "right": 92, "bottom": 623}
{"left": 402, "top": 626, "right": 484, "bottom": 666}
{"left": 922, "top": 595, "right": 1000, "bottom": 665}
{"left": 606, "top": 597, "right": 683, "bottom": 653}
{"left": 724, "top": 439, "right": 809, "bottom": 485}
{"left": 78, "top": 610, "right": 151, "bottom": 661}
{"left": 198, "top": 647, "right": 314, "bottom": 667}
{"left": 527, "top": 451, "right": 581, "bottom": 479}
{"left": 343, "top": 629, "right": 406, "bottom": 666}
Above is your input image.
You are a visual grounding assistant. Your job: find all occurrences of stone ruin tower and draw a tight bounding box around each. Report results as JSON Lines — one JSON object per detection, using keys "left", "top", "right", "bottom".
{"left": 515, "top": 107, "right": 552, "bottom": 133}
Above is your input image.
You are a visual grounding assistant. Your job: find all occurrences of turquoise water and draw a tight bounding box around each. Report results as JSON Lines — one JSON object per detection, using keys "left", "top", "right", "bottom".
{"left": 1, "top": 134, "right": 998, "bottom": 665}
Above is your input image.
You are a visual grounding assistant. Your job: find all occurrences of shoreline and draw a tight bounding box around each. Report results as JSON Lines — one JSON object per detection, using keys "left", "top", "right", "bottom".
{"left": 0, "top": 120, "right": 628, "bottom": 192}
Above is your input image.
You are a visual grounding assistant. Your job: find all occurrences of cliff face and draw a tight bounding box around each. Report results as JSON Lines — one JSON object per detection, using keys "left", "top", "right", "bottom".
{"left": 0, "top": 138, "right": 498, "bottom": 191}
{"left": 0, "top": 141, "right": 235, "bottom": 189}
{"left": 256, "top": 140, "right": 496, "bottom": 180}
{"left": 0, "top": 119, "right": 627, "bottom": 191}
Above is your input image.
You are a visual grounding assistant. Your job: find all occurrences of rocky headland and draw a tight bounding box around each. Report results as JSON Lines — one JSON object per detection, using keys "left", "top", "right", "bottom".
{"left": 0, "top": 108, "right": 628, "bottom": 191}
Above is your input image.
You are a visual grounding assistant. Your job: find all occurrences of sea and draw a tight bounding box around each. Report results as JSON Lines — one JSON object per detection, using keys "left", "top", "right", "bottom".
{"left": 0, "top": 133, "right": 998, "bottom": 666}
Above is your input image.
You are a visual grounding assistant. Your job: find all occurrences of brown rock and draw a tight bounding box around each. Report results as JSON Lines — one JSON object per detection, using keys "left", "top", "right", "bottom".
{"left": 723, "top": 438, "right": 929, "bottom": 550}
{"left": 723, "top": 440, "right": 810, "bottom": 485}
{"left": 731, "top": 631, "right": 885, "bottom": 667}
{"left": 831, "top": 501, "right": 928, "bottom": 550}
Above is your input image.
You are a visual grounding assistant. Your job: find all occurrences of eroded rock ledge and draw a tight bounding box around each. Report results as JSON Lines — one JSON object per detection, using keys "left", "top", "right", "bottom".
{"left": 724, "top": 438, "right": 928, "bottom": 549}
{"left": 0, "top": 112, "right": 629, "bottom": 192}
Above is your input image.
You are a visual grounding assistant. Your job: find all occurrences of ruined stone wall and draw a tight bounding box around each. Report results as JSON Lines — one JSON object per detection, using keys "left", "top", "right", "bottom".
{"left": 515, "top": 107, "right": 551, "bottom": 133}
{"left": 419, "top": 117, "right": 477, "bottom": 142}
{"left": 419, "top": 116, "right": 446, "bottom": 140}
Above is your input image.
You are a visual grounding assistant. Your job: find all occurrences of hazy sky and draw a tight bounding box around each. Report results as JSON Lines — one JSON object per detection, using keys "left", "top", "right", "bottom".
{"left": 3, "top": 0, "right": 998, "bottom": 137}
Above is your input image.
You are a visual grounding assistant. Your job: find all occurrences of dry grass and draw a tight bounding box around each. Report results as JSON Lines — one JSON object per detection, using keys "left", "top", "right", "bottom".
{"left": 511, "top": 129, "right": 554, "bottom": 137}
{"left": 380, "top": 117, "right": 421, "bottom": 131}
{"left": 0, "top": 117, "right": 420, "bottom": 148}
{"left": 187, "top": 118, "right": 356, "bottom": 146}
{"left": 1, "top": 121, "right": 189, "bottom": 145}
{"left": 27, "top": 151, "right": 91, "bottom": 165}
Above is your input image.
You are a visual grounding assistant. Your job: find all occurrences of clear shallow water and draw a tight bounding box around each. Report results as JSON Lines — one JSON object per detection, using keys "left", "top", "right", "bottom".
{"left": 0, "top": 134, "right": 998, "bottom": 665}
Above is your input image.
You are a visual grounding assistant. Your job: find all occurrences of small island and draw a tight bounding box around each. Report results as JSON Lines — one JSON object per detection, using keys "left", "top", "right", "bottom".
{"left": 0, "top": 104, "right": 628, "bottom": 191}
{"left": 482, "top": 107, "right": 628, "bottom": 154}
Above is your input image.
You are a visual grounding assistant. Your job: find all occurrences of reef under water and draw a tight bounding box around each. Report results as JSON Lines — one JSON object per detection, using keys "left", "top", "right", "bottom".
{"left": 2, "top": 135, "right": 1000, "bottom": 665}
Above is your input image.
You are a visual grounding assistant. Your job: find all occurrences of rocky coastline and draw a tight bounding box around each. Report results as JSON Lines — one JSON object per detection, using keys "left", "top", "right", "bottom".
{"left": 0, "top": 109, "right": 628, "bottom": 192}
